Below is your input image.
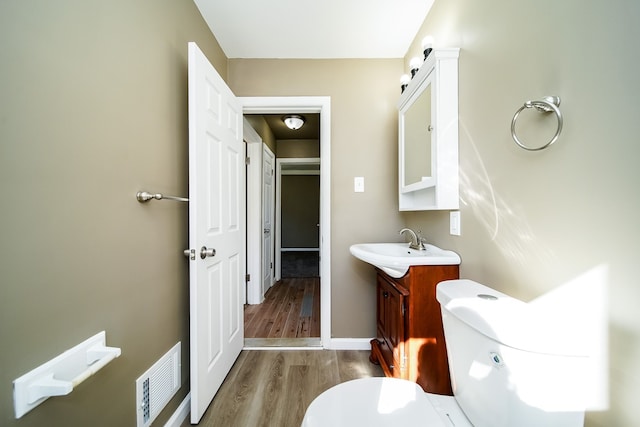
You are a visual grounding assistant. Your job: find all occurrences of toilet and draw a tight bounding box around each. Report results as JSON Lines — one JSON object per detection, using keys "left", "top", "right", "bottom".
{"left": 302, "top": 279, "right": 588, "bottom": 427}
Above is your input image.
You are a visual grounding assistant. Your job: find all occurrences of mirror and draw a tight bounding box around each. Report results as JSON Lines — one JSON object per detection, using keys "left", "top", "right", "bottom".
{"left": 402, "top": 80, "right": 432, "bottom": 188}
{"left": 397, "top": 48, "right": 459, "bottom": 211}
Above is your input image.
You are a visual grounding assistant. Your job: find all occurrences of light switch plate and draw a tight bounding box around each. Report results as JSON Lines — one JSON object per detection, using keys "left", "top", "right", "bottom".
{"left": 354, "top": 177, "right": 364, "bottom": 192}
{"left": 450, "top": 211, "right": 461, "bottom": 235}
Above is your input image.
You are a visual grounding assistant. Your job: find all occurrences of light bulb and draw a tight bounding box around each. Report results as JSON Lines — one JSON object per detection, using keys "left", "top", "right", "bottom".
{"left": 409, "top": 57, "right": 422, "bottom": 78}
{"left": 422, "top": 35, "right": 434, "bottom": 59}
{"left": 400, "top": 74, "right": 411, "bottom": 93}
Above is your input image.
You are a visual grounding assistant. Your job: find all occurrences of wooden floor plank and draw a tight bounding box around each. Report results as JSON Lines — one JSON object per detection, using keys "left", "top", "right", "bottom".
{"left": 184, "top": 350, "right": 383, "bottom": 427}
{"left": 245, "top": 278, "right": 320, "bottom": 339}
{"left": 310, "top": 277, "right": 321, "bottom": 337}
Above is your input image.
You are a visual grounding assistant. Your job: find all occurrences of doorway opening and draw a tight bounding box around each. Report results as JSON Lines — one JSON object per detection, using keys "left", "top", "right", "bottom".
{"left": 242, "top": 96, "right": 331, "bottom": 349}
{"left": 277, "top": 159, "right": 321, "bottom": 281}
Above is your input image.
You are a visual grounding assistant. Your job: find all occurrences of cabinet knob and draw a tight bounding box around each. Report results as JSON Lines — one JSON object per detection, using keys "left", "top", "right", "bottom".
{"left": 383, "top": 291, "right": 389, "bottom": 298}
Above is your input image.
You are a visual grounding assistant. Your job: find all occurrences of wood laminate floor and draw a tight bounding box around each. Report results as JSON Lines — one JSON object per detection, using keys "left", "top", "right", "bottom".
{"left": 244, "top": 278, "right": 320, "bottom": 339}
{"left": 184, "top": 350, "right": 383, "bottom": 427}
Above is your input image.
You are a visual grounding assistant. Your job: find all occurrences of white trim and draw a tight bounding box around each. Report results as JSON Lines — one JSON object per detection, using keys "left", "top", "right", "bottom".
{"left": 261, "top": 144, "right": 276, "bottom": 298}
{"left": 281, "top": 248, "right": 320, "bottom": 252}
{"left": 243, "top": 346, "right": 324, "bottom": 351}
{"left": 245, "top": 119, "right": 263, "bottom": 305}
{"left": 328, "top": 338, "right": 375, "bottom": 350}
{"left": 163, "top": 392, "right": 190, "bottom": 427}
{"left": 241, "top": 96, "right": 332, "bottom": 349}
{"left": 282, "top": 170, "right": 320, "bottom": 175}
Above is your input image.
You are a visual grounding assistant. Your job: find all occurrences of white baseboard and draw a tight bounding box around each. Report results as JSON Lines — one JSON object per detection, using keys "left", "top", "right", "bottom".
{"left": 163, "top": 392, "right": 190, "bottom": 427}
{"left": 328, "top": 338, "right": 373, "bottom": 350}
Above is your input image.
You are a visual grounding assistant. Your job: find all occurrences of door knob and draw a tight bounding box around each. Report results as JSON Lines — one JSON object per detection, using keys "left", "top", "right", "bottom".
{"left": 200, "top": 246, "right": 216, "bottom": 259}
{"left": 183, "top": 249, "right": 195, "bottom": 260}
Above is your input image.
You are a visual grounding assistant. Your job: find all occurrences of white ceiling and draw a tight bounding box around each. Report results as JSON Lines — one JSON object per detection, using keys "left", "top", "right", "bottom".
{"left": 193, "top": 0, "right": 433, "bottom": 59}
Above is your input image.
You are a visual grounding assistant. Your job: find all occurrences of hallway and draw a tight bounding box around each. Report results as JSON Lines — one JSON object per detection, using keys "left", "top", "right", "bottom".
{"left": 244, "top": 278, "right": 320, "bottom": 339}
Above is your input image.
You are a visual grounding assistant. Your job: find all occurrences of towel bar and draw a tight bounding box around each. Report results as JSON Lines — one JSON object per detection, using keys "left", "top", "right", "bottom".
{"left": 136, "top": 191, "right": 188, "bottom": 203}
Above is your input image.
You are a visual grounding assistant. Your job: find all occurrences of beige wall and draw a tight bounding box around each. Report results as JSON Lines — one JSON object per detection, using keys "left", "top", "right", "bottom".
{"left": 277, "top": 139, "right": 320, "bottom": 158}
{"left": 401, "top": 1, "right": 640, "bottom": 426}
{"left": 244, "top": 115, "right": 277, "bottom": 152}
{"left": 281, "top": 175, "right": 320, "bottom": 248}
{"left": 0, "top": 1, "right": 226, "bottom": 425}
{"left": 229, "top": 59, "right": 405, "bottom": 337}
{"left": 2, "top": 0, "right": 636, "bottom": 425}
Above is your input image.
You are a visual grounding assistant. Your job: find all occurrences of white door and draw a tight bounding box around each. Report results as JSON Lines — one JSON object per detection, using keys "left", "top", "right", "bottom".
{"left": 261, "top": 145, "right": 275, "bottom": 296}
{"left": 188, "top": 42, "right": 244, "bottom": 424}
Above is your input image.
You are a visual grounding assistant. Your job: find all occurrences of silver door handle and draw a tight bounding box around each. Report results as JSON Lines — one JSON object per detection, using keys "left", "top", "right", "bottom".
{"left": 200, "top": 246, "right": 216, "bottom": 259}
{"left": 183, "top": 249, "right": 195, "bottom": 260}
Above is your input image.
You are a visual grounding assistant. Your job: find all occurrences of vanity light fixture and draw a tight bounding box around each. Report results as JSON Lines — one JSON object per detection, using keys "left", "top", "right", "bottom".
{"left": 422, "top": 36, "right": 434, "bottom": 59}
{"left": 400, "top": 74, "right": 411, "bottom": 93}
{"left": 283, "top": 114, "right": 305, "bottom": 130}
{"left": 409, "top": 57, "right": 422, "bottom": 78}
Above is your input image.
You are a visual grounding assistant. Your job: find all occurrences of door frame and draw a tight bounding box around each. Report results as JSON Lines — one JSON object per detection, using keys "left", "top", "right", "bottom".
{"left": 241, "top": 96, "right": 331, "bottom": 349}
{"left": 261, "top": 144, "right": 276, "bottom": 297}
{"left": 244, "top": 119, "right": 263, "bottom": 305}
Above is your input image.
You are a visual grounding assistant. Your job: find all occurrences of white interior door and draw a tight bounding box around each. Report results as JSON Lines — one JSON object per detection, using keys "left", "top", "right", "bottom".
{"left": 261, "top": 145, "right": 275, "bottom": 296}
{"left": 188, "top": 42, "right": 244, "bottom": 424}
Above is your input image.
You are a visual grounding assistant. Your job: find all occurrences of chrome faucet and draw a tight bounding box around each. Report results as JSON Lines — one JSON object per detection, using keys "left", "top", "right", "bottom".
{"left": 399, "top": 228, "right": 426, "bottom": 251}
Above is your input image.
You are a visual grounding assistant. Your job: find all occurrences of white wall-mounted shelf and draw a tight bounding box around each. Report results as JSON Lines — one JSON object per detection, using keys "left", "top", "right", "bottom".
{"left": 13, "top": 331, "right": 121, "bottom": 419}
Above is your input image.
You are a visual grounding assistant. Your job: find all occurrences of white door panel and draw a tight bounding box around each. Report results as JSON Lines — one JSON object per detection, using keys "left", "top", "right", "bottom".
{"left": 261, "top": 146, "right": 275, "bottom": 296}
{"left": 188, "top": 42, "right": 244, "bottom": 424}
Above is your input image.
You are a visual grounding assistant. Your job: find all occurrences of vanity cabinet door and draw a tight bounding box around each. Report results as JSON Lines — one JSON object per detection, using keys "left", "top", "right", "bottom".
{"left": 376, "top": 274, "right": 408, "bottom": 377}
{"left": 370, "top": 265, "right": 458, "bottom": 395}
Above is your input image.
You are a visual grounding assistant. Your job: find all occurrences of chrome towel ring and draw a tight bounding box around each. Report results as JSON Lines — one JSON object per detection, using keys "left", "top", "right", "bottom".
{"left": 511, "top": 96, "right": 563, "bottom": 151}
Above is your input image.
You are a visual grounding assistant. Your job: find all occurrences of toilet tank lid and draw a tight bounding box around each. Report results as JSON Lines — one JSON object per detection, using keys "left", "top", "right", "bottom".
{"left": 436, "top": 279, "right": 587, "bottom": 357}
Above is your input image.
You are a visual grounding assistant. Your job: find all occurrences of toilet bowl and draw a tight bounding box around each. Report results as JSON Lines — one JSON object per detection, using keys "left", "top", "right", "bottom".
{"left": 302, "top": 279, "right": 588, "bottom": 427}
{"left": 301, "top": 377, "right": 471, "bottom": 427}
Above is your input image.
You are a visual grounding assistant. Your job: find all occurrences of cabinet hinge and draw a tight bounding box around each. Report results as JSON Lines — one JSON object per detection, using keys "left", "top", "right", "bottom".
{"left": 245, "top": 274, "right": 251, "bottom": 282}
{"left": 245, "top": 157, "right": 251, "bottom": 165}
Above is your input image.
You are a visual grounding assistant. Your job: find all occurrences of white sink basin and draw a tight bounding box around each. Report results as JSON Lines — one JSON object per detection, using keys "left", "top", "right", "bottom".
{"left": 350, "top": 242, "right": 461, "bottom": 278}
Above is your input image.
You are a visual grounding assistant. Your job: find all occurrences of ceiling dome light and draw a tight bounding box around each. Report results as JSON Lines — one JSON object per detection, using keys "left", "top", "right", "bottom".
{"left": 283, "top": 114, "right": 305, "bottom": 130}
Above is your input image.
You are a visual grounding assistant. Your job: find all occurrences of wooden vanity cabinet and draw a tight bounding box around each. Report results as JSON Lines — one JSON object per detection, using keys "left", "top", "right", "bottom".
{"left": 370, "top": 265, "right": 459, "bottom": 395}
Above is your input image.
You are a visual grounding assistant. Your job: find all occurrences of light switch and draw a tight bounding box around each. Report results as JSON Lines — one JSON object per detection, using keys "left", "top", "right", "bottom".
{"left": 450, "top": 211, "right": 461, "bottom": 236}
{"left": 354, "top": 177, "right": 365, "bottom": 192}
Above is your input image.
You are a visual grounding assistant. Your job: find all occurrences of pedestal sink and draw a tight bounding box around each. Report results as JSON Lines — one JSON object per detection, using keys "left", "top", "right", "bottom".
{"left": 350, "top": 242, "right": 461, "bottom": 278}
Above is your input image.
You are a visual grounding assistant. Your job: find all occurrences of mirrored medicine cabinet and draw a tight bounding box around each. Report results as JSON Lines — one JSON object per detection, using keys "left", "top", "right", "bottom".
{"left": 398, "top": 48, "right": 459, "bottom": 211}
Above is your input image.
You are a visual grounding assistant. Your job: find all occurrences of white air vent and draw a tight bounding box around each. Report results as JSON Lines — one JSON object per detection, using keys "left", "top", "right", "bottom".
{"left": 136, "top": 342, "right": 181, "bottom": 427}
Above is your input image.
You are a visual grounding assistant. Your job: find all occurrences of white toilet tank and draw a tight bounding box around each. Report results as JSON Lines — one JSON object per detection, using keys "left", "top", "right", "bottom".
{"left": 436, "top": 279, "right": 588, "bottom": 427}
